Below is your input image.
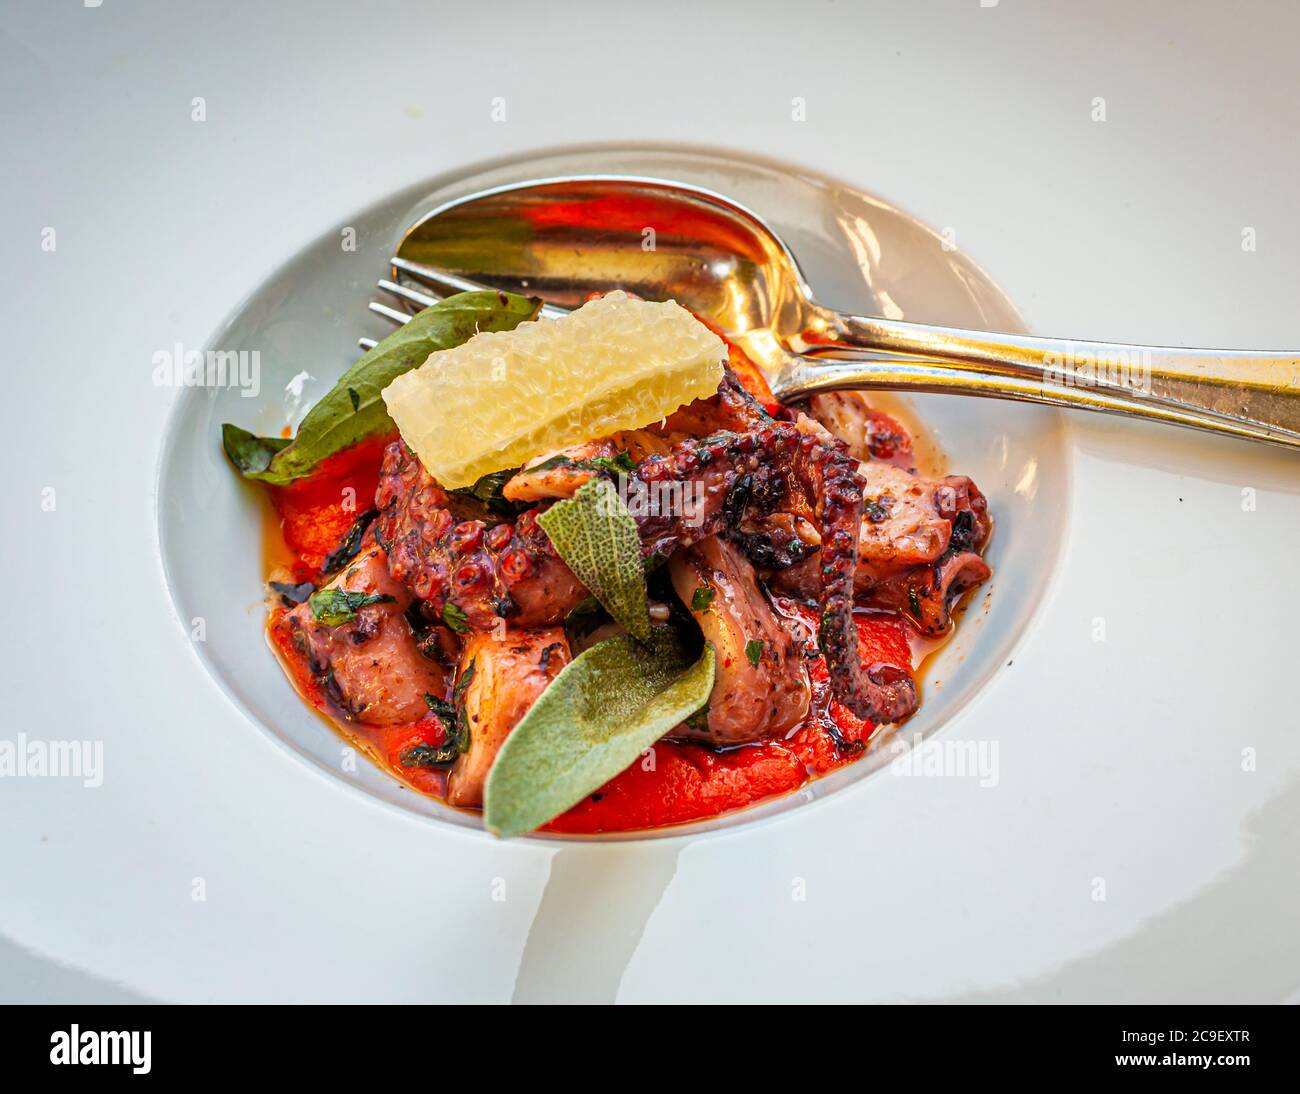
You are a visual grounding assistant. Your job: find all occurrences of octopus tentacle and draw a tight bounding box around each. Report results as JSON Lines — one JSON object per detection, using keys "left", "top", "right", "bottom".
{"left": 625, "top": 418, "right": 918, "bottom": 725}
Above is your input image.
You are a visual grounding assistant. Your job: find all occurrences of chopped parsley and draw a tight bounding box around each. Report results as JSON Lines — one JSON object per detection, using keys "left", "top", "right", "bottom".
{"left": 402, "top": 688, "right": 471, "bottom": 768}
{"left": 531, "top": 451, "right": 635, "bottom": 476}
{"left": 863, "top": 497, "right": 889, "bottom": 524}
{"left": 690, "top": 586, "right": 715, "bottom": 613}
{"left": 448, "top": 467, "right": 524, "bottom": 516}
{"left": 308, "top": 588, "right": 395, "bottom": 627}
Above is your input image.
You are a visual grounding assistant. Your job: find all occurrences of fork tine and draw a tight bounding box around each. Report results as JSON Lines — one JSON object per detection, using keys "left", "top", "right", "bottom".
{"left": 364, "top": 257, "right": 573, "bottom": 351}
{"left": 378, "top": 278, "right": 438, "bottom": 311}
{"left": 390, "top": 258, "right": 497, "bottom": 299}
{"left": 390, "top": 257, "right": 571, "bottom": 319}
{"left": 369, "top": 301, "right": 410, "bottom": 326}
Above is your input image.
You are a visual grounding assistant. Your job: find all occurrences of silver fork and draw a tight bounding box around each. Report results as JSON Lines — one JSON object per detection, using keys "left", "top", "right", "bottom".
{"left": 359, "top": 258, "right": 568, "bottom": 349}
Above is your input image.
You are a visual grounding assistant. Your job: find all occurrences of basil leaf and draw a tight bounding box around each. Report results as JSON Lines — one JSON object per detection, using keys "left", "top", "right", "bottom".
{"left": 528, "top": 452, "right": 634, "bottom": 477}
{"left": 484, "top": 629, "right": 715, "bottom": 838}
{"left": 222, "top": 290, "right": 541, "bottom": 485}
{"left": 563, "top": 595, "right": 608, "bottom": 646}
{"left": 453, "top": 659, "right": 476, "bottom": 701}
{"left": 308, "top": 588, "right": 395, "bottom": 626}
{"left": 222, "top": 427, "right": 290, "bottom": 476}
{"left": 690, "top": 586, "right": 714, "bottom": 613}
{"left": 745, "top": 638, "right": 764, "bottom": 667}
{"left": 536, "top": 478, "right": 650, "bottom": 642}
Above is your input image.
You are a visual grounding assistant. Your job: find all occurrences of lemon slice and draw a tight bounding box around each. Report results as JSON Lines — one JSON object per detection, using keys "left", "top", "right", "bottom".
{"left": 382, "top": 291, "right": 726, "bottom": 489}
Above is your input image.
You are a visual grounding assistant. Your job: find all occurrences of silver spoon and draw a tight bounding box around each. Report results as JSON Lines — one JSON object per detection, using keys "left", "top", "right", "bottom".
{"left": 370, "top": 175, "right": 1300, "bottom": 450}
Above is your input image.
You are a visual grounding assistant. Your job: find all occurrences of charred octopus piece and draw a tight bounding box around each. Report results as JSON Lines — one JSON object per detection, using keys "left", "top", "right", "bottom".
{"left": 374, "top": 440, "right": 588, "bottom": 629}
{"left": 286, "top": 535, "right": 450, "bottom": 726}
{"left": 668, "top": 536, "right": 809, "bottom": 746}
{"left": 374, "top": 370, "right": 921, "bottom": 725}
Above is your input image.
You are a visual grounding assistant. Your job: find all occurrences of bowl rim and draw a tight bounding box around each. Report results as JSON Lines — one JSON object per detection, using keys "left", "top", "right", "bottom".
{"left": 153, "top": 138, "right": 1073, "bottom": 847}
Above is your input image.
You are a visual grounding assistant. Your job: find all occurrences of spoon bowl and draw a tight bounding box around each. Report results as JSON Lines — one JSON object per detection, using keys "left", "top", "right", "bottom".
{"left": 396, "top": 175, "right": 810, "bottom": 346}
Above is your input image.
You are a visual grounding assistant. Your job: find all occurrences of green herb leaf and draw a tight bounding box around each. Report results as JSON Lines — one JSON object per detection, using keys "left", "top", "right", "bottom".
{"left": 745, "top": 638, "right": 764, "bottom": 666}
{"left": 268, "top": 580, "right": 314, "bottom": 607}
{"left": 308, "top": 588, "right": 395, "bottom": 627}
{"left": 222, "top": 290, "right": 542, "bottom": 485}
{"left": 683, "top": 705, "right": 711, "bottom": 734}
{"left": 402, "top": 693, "right": 469, "bottom": 766}
{"left": 453, "top": 658, "right": 476, "bottom": 703}
{"left": 690, "top": 586, "right": 715, "bottom": 613}
{"left": 449, "top": 466, "right": 525, "bottom": 517}
{"left": 563, "top": 595, "right": 608, "bottom": 645}
{"left": 484, "top": 629, "right": 715, "bottom": 838}
{"left": 442, "top": 601, "right": 470, "bottom": 633}
{"left": 536, "top": 478, "right": 650, "bottom": 642}
{"left": 423, "top": 691, "right": 457, "bottom": 725}
{"left": 320, "top": 509, "right": 378, "bottom": 576}
{"left": 585, "top": 451, "right": 636, "bottom": 475}
{"left": 400, "top": 742, "right": 457, "bottom": 768}
{"left": 221, "top": 427, "right": 290, "bottom": 476}
{"left": 525, "top": 451, "right": 634, "bottom": 477}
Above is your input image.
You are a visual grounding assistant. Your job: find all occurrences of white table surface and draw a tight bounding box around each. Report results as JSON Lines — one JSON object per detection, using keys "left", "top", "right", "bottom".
{"left": 2, "top": 0, "right": 1297, "bottom": 1003}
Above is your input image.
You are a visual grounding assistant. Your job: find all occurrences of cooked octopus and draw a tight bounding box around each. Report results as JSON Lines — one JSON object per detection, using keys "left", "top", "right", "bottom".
{"left": 448, "top": 627, "right": 570, "bottom": 807}
{"left": 805, "top": 391, "right": 913, "bottom": 465}
{"left": 373, "top": 369, "right": 922, "bottom": 725}
{"left": 375, "top": 442, "right": 588, "bottom": 629}
{"left": 769, "top": 460, "right": 991, "bottom": 636}
{"left": 669, "top": 536, "right": 809, "bottom": 746}
{"left": 366, "top": 361, "right": 993, "bottom": 722}
{"left": 286, "top": 535, "right": 449, "bottom": 725}
{"left": 502, "top": 440, "right": 618, "bottom": 503}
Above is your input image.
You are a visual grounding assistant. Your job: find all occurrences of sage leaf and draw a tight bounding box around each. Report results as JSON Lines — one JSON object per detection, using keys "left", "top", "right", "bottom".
{"left": 222, "top": 290, "right": 541, "bottom": 485}
{"left": 484, "top": 629, "right": 714, "bottom": 838}
{"left": 536, "top": 477, "right": 650, "bottom": 642}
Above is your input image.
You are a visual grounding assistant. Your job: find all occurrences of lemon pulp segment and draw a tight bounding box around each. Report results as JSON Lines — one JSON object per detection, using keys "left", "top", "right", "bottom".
{"left": 382, "top": 291, "right": 727, "bottom": 489}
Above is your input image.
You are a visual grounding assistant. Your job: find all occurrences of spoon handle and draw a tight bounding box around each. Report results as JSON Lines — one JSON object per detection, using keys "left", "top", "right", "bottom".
{"left": 776, "top": 311, "right": 1300, "bottom": 449}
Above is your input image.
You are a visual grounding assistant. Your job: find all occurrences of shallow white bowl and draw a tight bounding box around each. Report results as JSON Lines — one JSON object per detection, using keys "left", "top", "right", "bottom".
{"left": 157, "top": 145, "right": 1071, "bottom": 840}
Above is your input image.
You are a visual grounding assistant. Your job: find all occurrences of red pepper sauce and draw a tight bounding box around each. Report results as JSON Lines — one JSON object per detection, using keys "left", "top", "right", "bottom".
{"left": 545, "top": 604, "right": 911, "bottom": 833}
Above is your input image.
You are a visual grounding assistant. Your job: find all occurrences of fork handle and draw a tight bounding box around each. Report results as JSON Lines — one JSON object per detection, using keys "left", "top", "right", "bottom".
{"left": 776, "top": 309, "right": 1300, "bottom": 449}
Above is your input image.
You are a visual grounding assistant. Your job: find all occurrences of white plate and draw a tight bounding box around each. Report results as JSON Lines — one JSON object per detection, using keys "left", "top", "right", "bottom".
{"left": 158, "top": 147, "right": 1070, "bottom": 839}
